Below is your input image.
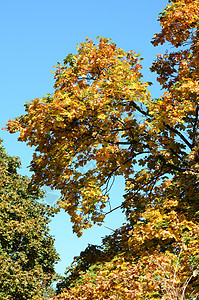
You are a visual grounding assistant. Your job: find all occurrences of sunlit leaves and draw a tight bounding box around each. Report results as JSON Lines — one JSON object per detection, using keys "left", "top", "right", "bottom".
{"left": 6, "top": 37, "right": 150, "bottom": 235}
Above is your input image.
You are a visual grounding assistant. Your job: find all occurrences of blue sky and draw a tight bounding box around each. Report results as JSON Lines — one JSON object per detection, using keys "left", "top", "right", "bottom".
{"left": 1, "top": 0, "right": 169, "bottom": 276}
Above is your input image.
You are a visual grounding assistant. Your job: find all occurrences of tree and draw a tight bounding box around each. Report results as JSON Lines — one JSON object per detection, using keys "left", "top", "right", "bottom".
{"left": 50, "top": 251, "right": 198, "bottom": 300}
{"left": 0, "top": 139, "right": 59, "bottom": 300}
{"left": 5, "top": 0, "right": 199, "bottom": 298}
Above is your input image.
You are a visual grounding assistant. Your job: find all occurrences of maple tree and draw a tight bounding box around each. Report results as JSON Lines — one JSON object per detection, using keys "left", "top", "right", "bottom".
{"left": 5, "top": 0, "right": 199, "bottom": 298}
{"left": 0, "top": 139, "right": 59, "bottom": 299}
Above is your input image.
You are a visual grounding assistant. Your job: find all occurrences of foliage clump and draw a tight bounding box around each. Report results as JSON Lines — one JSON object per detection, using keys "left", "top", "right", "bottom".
{"left": 0, "top": 140, "right": 59, "bottom": 299}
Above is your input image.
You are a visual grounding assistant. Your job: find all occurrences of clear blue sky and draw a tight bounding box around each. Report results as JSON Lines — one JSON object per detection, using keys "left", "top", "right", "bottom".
{"left": 1, "top": 0, "right": 169, "bottom": 276}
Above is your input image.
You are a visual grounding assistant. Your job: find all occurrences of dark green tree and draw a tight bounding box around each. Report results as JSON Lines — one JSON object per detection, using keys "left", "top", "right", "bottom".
{"left": 0, "top": 139, "right": 59, "bottom": 300}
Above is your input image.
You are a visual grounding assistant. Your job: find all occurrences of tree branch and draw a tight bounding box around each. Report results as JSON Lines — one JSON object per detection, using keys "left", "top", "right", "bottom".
{"left": 192, "top": 104, "right": 198, "bottom": 148}
{"left": 163, "top": 122, "right": 193, "bottom": 150}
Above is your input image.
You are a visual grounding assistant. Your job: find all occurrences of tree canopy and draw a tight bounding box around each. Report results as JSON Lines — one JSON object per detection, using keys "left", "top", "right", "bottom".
{"left": 0, "top": 139, "right": 59, "bottom": 299}
{"left": 5, "top": 0, "right": 199, "bottom": 298}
